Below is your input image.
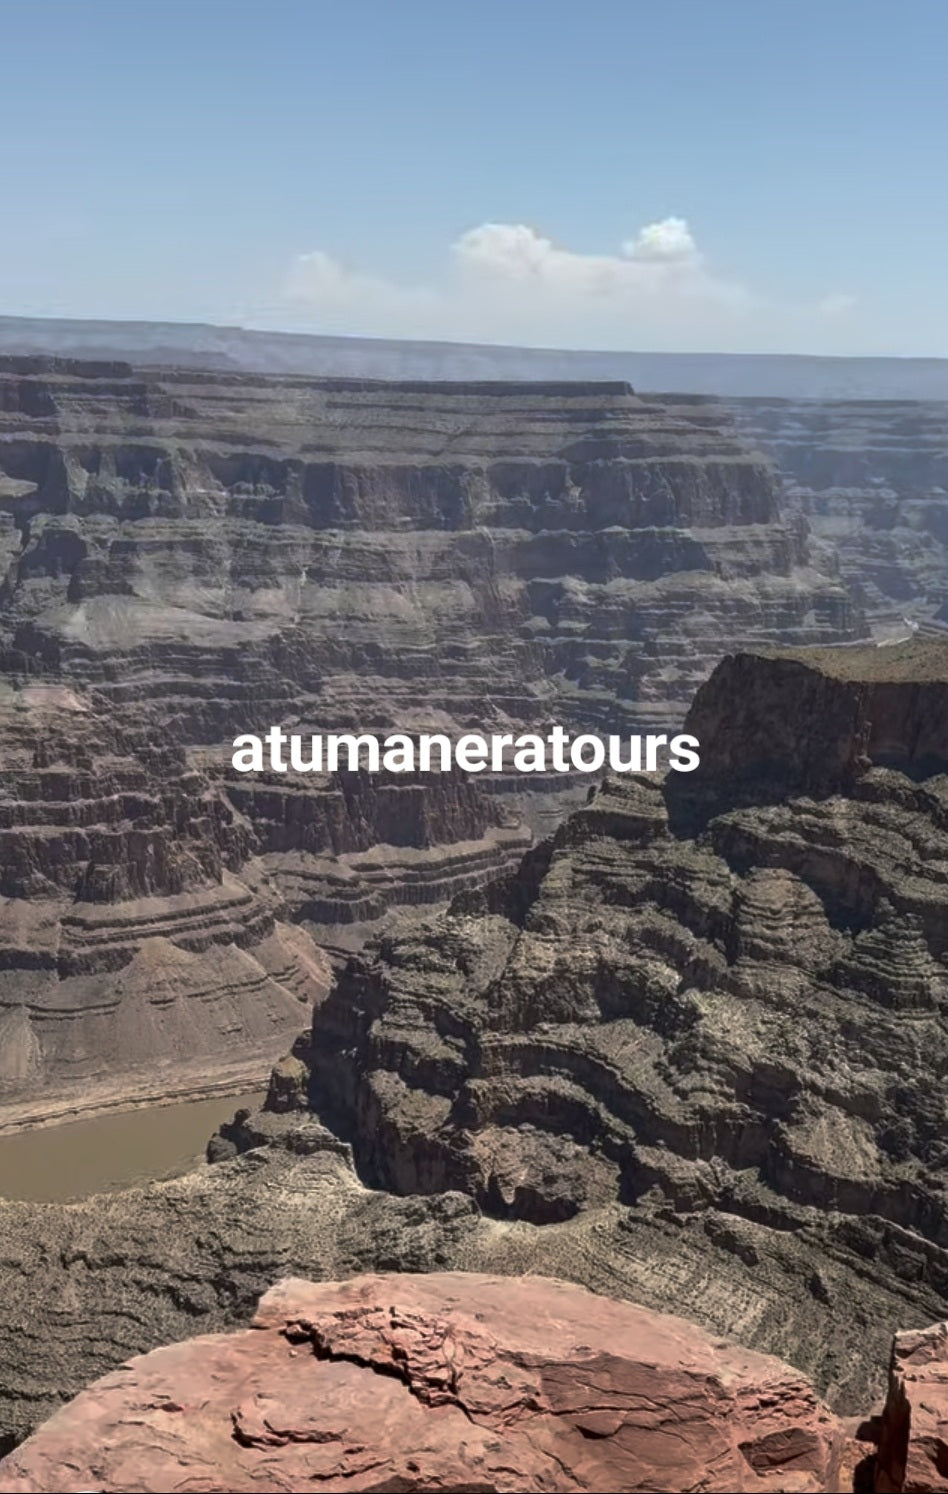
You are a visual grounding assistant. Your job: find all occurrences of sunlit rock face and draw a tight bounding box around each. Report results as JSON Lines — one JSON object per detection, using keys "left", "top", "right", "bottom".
{"left": 1, "top": 643, "right": 947, "bottom": 1452}
{"left": 292, "top": 641, "right": 948, "bottom": 1410}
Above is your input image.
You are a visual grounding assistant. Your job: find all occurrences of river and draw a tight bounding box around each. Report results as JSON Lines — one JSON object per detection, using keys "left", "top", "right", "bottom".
{"left": 0, "top": 1090, "right": 264, "bottom": 1203}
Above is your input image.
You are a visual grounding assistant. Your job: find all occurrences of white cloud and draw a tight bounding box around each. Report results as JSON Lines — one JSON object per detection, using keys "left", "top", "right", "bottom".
{"left": 450, "top": 219, "right": 724, "bottom": 304}
{"left": 285, "top": 250, "right": 439, "bottom": 319}
{"left": 276, "top": 218, "right": 856, "bottom": 353}
{"left": 622, "top": 216, "right": 698, "bottom": 263}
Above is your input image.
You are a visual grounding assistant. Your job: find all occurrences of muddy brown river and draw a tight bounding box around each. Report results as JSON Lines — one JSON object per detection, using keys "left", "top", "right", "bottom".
{"left": 0, "top": 1091, "right": 264, "bottom": 1202}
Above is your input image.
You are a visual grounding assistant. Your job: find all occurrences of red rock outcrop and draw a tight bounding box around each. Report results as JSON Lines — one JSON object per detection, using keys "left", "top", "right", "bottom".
{"left": 876, "top": 1321, "right": 948, "bottom": 1493}
{"left": 0, "top": 1272, "right": 849, "bottom": 1493}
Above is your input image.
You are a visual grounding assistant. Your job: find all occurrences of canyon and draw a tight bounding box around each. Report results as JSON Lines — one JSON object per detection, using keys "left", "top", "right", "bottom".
{"left": 0, "top": 640, "right": 946, "bottom": 1465}
{"left": 2, "top": 344, "right": 948, "bottom": 1489}
{"left": 0, "top": 354, "right": 860, "bottom": 1117}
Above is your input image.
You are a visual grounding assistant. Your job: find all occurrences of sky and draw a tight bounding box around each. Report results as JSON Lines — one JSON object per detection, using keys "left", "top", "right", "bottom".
{"left": 2, "top": 0, "right": 946, "bottom": 356}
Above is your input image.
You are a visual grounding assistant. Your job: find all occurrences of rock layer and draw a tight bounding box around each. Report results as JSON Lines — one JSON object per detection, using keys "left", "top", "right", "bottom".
{"left": 284, "top": 640, "right": 948, "bottom": 1405}
{"left": 730, "top": 398, "right": 948, "bottom": 630}
{"left": 0, "top": 1272, "right": 849, "bottom": 1494}
{"left": 0, "top": 360, "right": 859, "bottom": 737}
{"left": 0, "top": 683, "right": 335, "bottom": 1112}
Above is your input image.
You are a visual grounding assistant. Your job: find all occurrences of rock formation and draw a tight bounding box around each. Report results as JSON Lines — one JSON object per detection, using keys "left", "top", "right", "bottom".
{"left": 0, "top": 356, "right": 860, "bottom": 1113}
{"left": 730, "top": 398, "right": 948, "bottom": 629}
{"left": 235, "top": 637, "right": 948, "bottom": 1408}
{"left": 0, "top": 1272, "right": 851, "bottom": 1493}
{"left": 0, "top": 359, "right": 858, "bottom": 737}
{"left": 876, "top": 1320, "right": 948, "bottom": 1492}
{"left": 0, "top": 679, "right": 337, "bottom": 1115}
{"left": 0, "top": 640, "right": 947, "bottom": 1452}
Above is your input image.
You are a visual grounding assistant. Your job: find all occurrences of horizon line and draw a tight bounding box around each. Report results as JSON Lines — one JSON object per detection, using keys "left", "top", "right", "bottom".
{"left": 1, "top": 311, "right": 946, "bottom": 366}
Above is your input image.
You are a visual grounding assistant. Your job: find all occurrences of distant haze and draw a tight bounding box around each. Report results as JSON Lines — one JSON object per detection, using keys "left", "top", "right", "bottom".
{"left": 4, "top": 315, "right": 948, "bottom": 401}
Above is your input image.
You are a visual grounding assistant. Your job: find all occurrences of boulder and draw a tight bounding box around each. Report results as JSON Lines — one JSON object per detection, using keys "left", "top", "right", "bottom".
{"left": 0, "top": 1272, "right": 848, "bottom": 1493}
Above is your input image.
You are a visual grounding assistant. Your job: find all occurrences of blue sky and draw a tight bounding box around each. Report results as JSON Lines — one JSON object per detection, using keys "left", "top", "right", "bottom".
{"left": 3, "top": 0, "right": 945, "bottom": 354}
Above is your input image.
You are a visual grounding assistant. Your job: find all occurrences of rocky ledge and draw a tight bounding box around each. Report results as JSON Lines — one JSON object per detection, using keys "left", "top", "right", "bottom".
{"left": 0, "top": 1272, "right": 854, "bottom": 1493}
{"left": 877, "top": 1320, "right": 948, "bottom": 1492}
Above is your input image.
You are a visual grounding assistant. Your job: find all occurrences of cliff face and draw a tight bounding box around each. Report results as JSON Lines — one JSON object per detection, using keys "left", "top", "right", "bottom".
{"left": 677, "top": 638, "right": 948, "bottom": 808}
{"left": 0, "top": 363, "right": 859, "bottom": 736}
{"left": 876, "top": 1320, "right": 948, "bottom": 1493}
{"left": 0, "top": 358, "right": 861, "bottom": 1110}
{"left": 730, "top": 398, "right": 948, "bottom": 628}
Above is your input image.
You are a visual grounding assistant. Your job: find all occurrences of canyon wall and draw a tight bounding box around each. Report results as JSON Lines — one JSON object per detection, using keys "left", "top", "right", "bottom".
{"left": 730, "top": 398, "right": 948, "bottom": 629}
{"left": 0, "top": 357, "right": 860, "bottom": 1111}
{"left": 264, "top": 638, "right": 948, "bottom": 1409}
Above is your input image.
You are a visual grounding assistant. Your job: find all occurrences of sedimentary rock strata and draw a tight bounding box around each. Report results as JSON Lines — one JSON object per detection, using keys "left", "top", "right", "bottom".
{"left": 730, "top": 398, "right": 948, "bottom": 629}
{"left": 0, "top": 356, "right": 860, "bottom": 1108}
{"left": 0, "top": 358, "right": 859, "bottom": 737}
{"left": 0, "top": 1272, "right": 850, "bottom": 1494}
{"left": 0, "top": 1104, "right": 930, "bottom": 1454}
{"left": 0, "top": 680, "right": 333, "bottom": 1113}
